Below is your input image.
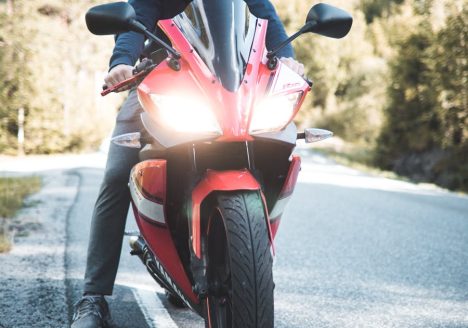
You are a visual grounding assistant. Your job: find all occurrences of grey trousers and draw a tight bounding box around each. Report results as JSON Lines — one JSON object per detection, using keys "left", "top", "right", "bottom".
{"left": 83, "top": 89, "right": 144, "bottom": 295}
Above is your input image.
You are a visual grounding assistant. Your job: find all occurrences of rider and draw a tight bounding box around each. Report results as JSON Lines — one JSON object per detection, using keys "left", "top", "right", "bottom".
{"left": 72, "top": 0, "right": 304, "bottom": 327}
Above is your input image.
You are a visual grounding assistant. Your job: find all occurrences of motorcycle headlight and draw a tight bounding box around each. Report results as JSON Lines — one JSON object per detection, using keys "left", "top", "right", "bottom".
{"left": 150, "top": 93, "right": 222, "bottom": 135}
{"left": 249, "top": 92, "right": 302, "bottom": 134}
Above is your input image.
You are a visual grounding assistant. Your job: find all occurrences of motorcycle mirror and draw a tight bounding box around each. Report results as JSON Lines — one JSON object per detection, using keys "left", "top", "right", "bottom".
{"left": 303, "top": 3, "right": 353, "bottom": 39}
{"left": 267, "top": 3, "right": 352, "bottom": 62}
{"left": 85, "top": 2, "right": 181, "bottom": 59}
{"left": 85, "top": 2, "right": 139, "bottom": 35}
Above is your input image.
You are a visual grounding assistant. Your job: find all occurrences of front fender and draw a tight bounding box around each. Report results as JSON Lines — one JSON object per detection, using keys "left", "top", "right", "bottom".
{"left": 191, "top": 169, "right": 271, "bottom": 258}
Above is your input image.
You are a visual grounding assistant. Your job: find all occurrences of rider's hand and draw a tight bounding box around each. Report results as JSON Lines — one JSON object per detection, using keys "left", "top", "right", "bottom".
{"left": 280, "top": 57, "right": 305, "bottom": 77}
{"left": 104, "top": 64, "right": 134, "bottom": 92}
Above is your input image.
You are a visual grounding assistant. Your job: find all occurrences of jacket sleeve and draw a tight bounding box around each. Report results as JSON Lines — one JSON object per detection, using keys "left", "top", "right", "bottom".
{"left": 109, "top": 0, "right": 191, "bottom": 70}
{"left": 245, "top": 0, "right": 294, "bottom": 58}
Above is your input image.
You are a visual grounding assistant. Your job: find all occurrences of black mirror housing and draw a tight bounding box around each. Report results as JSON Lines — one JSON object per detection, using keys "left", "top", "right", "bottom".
{"left": 85, "top": 2, "right": 136, "bottom": 35}
{"left": 304, "top": 3, "right": 353, "bottom": 39}
{"left": 85, "top": 1, "right": 181, "bottom": 59}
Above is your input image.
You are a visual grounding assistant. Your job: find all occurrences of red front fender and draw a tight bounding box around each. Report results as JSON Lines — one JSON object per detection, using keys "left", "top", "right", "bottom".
{"left": 191, "top": 169, "right": 272, "bottom": 258}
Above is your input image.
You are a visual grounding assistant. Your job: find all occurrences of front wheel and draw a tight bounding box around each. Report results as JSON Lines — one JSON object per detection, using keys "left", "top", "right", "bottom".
{"left": 204, "top": 191, "right": 274, "bottom": 328}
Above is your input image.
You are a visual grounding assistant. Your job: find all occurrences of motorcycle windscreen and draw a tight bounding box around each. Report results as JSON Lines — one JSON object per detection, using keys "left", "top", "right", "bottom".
{"left": 173, "top": 0, "right": 257, "bottom": 92}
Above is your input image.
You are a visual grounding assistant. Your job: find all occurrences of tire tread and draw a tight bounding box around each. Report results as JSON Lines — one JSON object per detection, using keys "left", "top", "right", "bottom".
{"left": 215, "top": 192, "right": 274, "bottom": 328}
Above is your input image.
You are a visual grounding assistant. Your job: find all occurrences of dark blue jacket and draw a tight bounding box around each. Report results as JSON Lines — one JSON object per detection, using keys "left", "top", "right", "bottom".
{"left": 109, "top": 0, "right": 294, "bottom": 69}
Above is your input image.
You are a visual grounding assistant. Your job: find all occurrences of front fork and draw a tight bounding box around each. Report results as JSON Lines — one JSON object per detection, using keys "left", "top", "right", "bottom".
{"left": 186, "top": 142, "right": 302, "bottom": 300}
{"left": 187, "top": 169, "right": 268, "bottom": 299}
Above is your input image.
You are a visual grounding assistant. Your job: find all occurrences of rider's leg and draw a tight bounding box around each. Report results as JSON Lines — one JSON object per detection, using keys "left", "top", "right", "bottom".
{"left": 83, "top": 89, "right": 144, "bottom": 295}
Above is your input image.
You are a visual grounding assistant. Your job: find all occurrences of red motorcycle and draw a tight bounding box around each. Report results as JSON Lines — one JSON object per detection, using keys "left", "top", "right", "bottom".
{"left": 86, "top": 1, "right": 351, "bottom": 327}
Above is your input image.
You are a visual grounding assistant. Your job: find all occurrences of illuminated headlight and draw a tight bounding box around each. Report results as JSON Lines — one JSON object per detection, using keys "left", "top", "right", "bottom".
{"left": 249, "top": 92, "right": 302, "bottom": 134}
{"left": 150, "top": 94, "right": 222, "bottom": 135}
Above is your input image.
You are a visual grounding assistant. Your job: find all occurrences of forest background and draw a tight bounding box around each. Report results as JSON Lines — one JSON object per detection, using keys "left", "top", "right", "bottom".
{"left": 0, "top": 0, "right": 466, "bottom": 191}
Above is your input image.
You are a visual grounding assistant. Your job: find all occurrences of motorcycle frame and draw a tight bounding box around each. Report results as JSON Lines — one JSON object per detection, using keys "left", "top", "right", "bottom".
{"left": 129, "top": 17, "right": 308, "bottom": 314}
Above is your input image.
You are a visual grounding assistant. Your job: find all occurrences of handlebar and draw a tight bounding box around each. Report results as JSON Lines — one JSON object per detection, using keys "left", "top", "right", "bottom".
{"left": 101, "top": 57, "right": 313, "bottom": 96}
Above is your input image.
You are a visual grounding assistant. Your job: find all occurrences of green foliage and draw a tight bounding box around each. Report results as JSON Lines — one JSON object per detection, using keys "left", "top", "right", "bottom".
{"left": 277, "top": 0, "right": 467, "bottom": 190}
{"left": 0, "top": 0, "right": 119, "bottom": 154}
{"left": 0, "top": 5, "right": 33, "bottom": 154}
{"left": 434, "top": 5, "right": 467, "bottom": 149}
{"left": 0, "top": 175, "right": 41, "bottom": 252}
{"left": 359, "top": 0, "right": 404, "bottom": 23}
{"left": 375, "top": 2, "right": 468, "bottom": 190}
{"left": 377, "top": 24, "right": 439, "bottom": 159}
{"left": 0, "top": 176, "right": 41, "bottom": 218}
{"left": 277, "top": 0, "right": 387, "bottom": 146}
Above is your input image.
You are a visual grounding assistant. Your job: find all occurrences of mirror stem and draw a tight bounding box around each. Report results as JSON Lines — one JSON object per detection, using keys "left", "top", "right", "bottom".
{"left": 267, "top": 22, "right": 315, "bottom": 60}
{"left": 129, "top": 20, "right": 181, "bottom": 59}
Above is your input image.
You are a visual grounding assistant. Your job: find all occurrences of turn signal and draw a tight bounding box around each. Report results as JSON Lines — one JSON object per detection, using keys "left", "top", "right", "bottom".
{"left": 111, "top": 132, "right": 141, "bottom": 148}
{"left": 304, "top": 128, "right": 333, "bottom": 143}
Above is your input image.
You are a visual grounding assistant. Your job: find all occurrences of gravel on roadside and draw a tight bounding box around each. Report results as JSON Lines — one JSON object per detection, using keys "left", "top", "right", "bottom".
{"left": 0, "top": 170, "right": 79, "bottom": 328}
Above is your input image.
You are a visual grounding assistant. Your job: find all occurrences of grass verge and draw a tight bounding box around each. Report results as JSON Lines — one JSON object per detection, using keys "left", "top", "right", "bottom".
{"left": 0, "top": 176, "right": 42, "bottom": 252}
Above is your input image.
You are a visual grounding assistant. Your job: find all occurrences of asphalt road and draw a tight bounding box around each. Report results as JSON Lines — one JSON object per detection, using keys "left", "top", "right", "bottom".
{"left": 1, "top": 151, "right": 467, "bottom": 327}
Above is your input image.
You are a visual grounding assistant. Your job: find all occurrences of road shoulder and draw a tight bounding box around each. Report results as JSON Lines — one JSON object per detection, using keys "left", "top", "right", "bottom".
{"left": 0, "top": 170, "right": 79, "bottom": 328}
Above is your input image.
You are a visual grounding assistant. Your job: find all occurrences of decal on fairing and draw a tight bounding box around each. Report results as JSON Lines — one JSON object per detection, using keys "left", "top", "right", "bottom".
{"left": 271, "top": 63, "right": 307, "bottom": 95}
{"left": 129, "top": 175, "right": 166, "bottom": 225}
{"left": 145, "top": 252, "right": 193, "bottom": 310}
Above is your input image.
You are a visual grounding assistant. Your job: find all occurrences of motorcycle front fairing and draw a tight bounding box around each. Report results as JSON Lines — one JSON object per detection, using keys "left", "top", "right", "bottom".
{"left": 137, "top": 0, "right": 309, "bottom": 144}
{"left": 132, "top": 0, "right": 307, "bottom": 309}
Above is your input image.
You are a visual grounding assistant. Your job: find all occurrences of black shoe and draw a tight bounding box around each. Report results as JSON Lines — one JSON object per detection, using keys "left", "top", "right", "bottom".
{"left": 71, "top": 295, "right": 114, "bottom": 328}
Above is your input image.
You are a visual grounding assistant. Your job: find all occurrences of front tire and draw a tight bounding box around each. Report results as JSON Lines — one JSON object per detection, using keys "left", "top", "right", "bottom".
{"left": 204, "top": 191, "right": 274, "bottom": 328}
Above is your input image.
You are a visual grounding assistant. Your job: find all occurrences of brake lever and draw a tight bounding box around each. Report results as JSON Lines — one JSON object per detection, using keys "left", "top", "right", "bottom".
{"left": 101, "top": 73, "right": 143, "bottom": 96}
{"left": 101, "top": 65, "right": 154, "bottom": 97}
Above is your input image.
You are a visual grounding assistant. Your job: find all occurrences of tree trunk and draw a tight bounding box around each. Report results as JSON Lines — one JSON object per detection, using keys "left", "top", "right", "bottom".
{"left": 6, "top": 0, "right": 14, "bottom": 16}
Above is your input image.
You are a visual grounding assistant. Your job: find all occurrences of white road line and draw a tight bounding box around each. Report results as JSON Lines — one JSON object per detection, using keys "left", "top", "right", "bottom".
{"left": 132, "top": 287, "right": 178, "bottom": 328}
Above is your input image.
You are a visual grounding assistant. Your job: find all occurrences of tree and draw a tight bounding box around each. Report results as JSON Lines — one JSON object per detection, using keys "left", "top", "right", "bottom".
{"left": 0, "top": 3, "right": 33, "bottom": 154}
{"left": 376, "top": 1, "right": 468, "bottom": 190}
{"left": 359, "top": 0, "right": 405, "bottom": 23}
{"left": 274, "top": 0, "right": 388, "bottom": 146}
{"left": 376, "top": 24, "right": 440, "bottom": 163}
{"left": 431, "top": 4, "right": 468, "bottom": 189}
{"left": 433, "top": 5, "right": 467, "bottom": 149}
{"left": 0, "top": 0, "right": 120, "bottom": 154}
